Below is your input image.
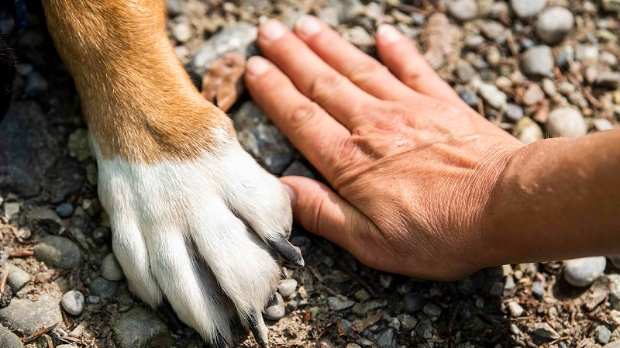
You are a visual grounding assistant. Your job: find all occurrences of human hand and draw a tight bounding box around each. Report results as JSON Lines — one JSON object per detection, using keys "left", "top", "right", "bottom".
{"left": 244, "top": 17, "right": 525, "bottom": 280}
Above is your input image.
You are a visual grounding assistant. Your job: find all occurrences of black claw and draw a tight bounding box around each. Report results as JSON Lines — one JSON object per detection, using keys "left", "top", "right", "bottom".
{"left": 267, "top": 235, "right": 305, "bottom": 267}
{"left": 157, "top": 299, "right": 185, "bottom": 335}
{"left": 211, "top": 332, "right": 231, "bottom": 348}
{"left": 247, "top": 312, "right": 267, "bottom": 348}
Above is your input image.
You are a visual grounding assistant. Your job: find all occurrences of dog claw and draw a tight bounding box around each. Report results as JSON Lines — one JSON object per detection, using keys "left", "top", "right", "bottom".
{"left": 247, "top": 310, "right": 268, "bottom": 348}
{"left": 267, "top": 235, "right": 304, "bottom": 267}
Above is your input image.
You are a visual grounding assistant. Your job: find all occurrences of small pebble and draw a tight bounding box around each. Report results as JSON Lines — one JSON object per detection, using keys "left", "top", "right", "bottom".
{"left": 346, "top": 344, "right": 361, "bottom": 348}
{"left": 172, "top": 22, "right": 191, "bottom": 42}
{"left": 101, "top": 254, "right": 124, "bottom": 281}
{"left": 521, "top": 46, "right": 554, "bottom": 78}
{"left": 456, "top": 61, "right": 476, "bottom": 83}
{"left": 507, "top": 302, "right": 524, "bottom": 317}
{"left": 510, "top": 324, "right": 521, "bottom": 335}
{"left": 513, "top": 117, "right": 543, "bottom": 144}
{"left": 510, "top": 0, "right": 547, "bottom": 18}
{"left": 423, "top": 302, "right": 442, "bottom": 318}
{"left": 34, "top": 236, "right": 81, "bottom": 270}
{"left": 327, "top": 295, "right": 355, "bottom": 311}
{"left": 504, "top": 275, "right": 517, "bottom": 296}
{"left": 62, "top": 290, "right": 85, "bottom": 316}
{"left": 403, "top": 292, "right": 425, "bottom": 313}
{"left": 478, "top": 83, "right": 507, "bottom": 109}
{"left": 3, "top": 202, "right": 20, "bottom": 220}
{"left": 505, "top": 104, "right": 524, "bottom": 122}
{"left": 547, "top": 107, "right": 588, "bottom": 138}
{"left": 542, "top": 78, "right": 557, "bottom": 97}
{"left": 532, "top": 281, "right": 545, "bottom": 298}
{"left": 87, "top": 296, "right": 100, "bottom": 304}
{"left": 523, "top": 84, "right": 545, "bottom": 106}
{"left": 481, "top": 21, "right": 505, "bottom": 41}
{"left": 278, "top": 279, "right": 297, "bottom": 298}
{"left": 576, "top": 45, "right": 600, "bottom": 64}
{"left": 54, "top": 203, "right": 74, "bottom": 218}
{"left": 448, "top": 0, "right": 478, "bottom": 21}
{"left": 595, "top": 325, "right": 612, "bottom": 344}
{"left": 458, "top": 89, "right": 479, "bottom": 108}
{"left": 355, "top": 289, "right": 371, "bottom": 302}
{"left": 377, "top": 328, "right": 395, "bottom": 347}
{"left": 564, "top": 257, "right": 607, "bottom": 287}
{"left": 593, "top": 119, "right": 614, "bottom": 132}
{"left": 264, "top": 293, "right": 285, "bottom": 320}
{"left": 90, "top": 277, "right": 118, "bottom": 299}
{"left": 536, "top": 7, "right": 574, "bottom": 45}
{"left": 397, "top": 314, "right": 418, "bottom": 330}
{"left": 379, "top": 274, "right": 393, "bottom": 288}
{"left": 6, "top": 264, "right": 30, "bottom": 292}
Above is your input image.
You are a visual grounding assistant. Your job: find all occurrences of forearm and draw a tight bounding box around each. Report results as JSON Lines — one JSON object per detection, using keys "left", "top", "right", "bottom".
{"left": 482, "top": 129, "right": 620, "bottom": 266}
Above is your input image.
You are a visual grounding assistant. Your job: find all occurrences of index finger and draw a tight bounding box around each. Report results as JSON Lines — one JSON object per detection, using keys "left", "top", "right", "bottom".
{"left": 245, "top": 56, "right": 350, "bottom": 182}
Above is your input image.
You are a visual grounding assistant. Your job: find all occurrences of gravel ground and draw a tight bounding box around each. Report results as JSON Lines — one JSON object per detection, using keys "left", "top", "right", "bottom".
{"left": 1, "top": 0, "right": 620, "bottom": 347}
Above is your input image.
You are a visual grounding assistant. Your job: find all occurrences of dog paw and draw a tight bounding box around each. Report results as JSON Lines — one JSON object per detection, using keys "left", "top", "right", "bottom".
{"left": 93, "top": 138, "right": 303, "bottom": 347}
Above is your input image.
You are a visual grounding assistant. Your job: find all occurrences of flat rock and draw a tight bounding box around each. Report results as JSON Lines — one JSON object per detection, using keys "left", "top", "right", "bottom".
{"left": 564, "top": 257, "right": 606, "bottom": 287}
{"left": 34, "top": 235, "right": 81, "bottom": 270}
{"left": 90, "top": 277, "right": 118, "bottom": 299}
{"left": 28, "top": 207, "right": 62, "bottom": 231}
{"left": 609, "top": 274, "right": 620, "bottom": 310}
{"left": 328, "top": 295, "right": 355, "bottom": 311}
{"left": 112, "top": 307, "right": 173, "bottom": 348}
{"left": 531, "top": 322, "right": 560, "bottom": 340}
{"left": 233, "top": 102, "right": 295, "bottom": 174}
{"left": 0, "top": 324, "right": 22, "bottom": 348}
{"left": 0, "top": 294, "right": 62, "bottom": 335}
{"left": 6, "top": 264, "right": 30, "bottom": 292}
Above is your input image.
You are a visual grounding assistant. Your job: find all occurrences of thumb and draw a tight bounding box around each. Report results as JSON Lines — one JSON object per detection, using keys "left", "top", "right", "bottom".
{"left": 280, "top": 176, "right": 371, "bottom": 255}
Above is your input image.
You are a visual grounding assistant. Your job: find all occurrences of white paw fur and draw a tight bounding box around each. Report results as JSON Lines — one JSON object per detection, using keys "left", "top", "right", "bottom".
{"left": 91, "top": 134, "right": 299, "bottom": 346}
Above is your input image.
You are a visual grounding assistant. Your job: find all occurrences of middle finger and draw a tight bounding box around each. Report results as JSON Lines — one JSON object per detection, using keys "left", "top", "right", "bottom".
{"left": 257, "top": 19, "right": 378, "bottom": 130}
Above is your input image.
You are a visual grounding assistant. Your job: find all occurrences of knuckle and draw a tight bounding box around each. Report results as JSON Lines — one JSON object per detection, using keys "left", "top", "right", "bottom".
{"left": 289, "top": 101, "right": 321, "bottom": 129}
{"left": 348, "top": 61, "right": 388, "bottom": 86}
{"left": 308, "top": 71, "right": 344, "bottom": 102}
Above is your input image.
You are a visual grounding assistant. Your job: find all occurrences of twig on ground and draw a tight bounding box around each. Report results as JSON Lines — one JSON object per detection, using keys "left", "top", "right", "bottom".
{"left": 21, "top": 323, "right": 57, "bottom": 343}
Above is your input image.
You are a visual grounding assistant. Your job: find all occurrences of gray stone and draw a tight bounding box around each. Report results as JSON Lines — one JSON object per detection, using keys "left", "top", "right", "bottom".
{"left": 481, "top": 21, "right": 505, "bottom": 41}
{"left": 477, "top": 83, "right": 507, "bottom": 109}
{"left": 282, "top": 161, "right": 314, "bottom": 179}
{"left": 504, "top": 275, "right": 517, "bottom": 296}
{"left": 521, "top": 46, "right": 554, "bottom": 78}
{"left": 547, "top": 108, "right": 588, "bottom": 138}
{"left": 0, "top": 324, "right": 22, "bottom": 348}
{"left": 61, "top": 290, "right": 85, "bottom": 316}
{"left": 190, "top": 22, "right": 258, "bottom": 77}
{"left": 328, "top": 295, "right": 355, "bottom": 311}
{"left": 505, "top": 104, "right": 524, "bottom": 122}
{"left": 536, "top": 7, "right": 574, "bottom": 45}
{"left": 465, "top": 35, "right": 485, "bottom": 48}
{"left": 233, "top": 102, "right": 295, "bottom": 174}
{"left": 564, "top": 257, "right": 606, "bottom": 287}
{"left": 532, "top": 281, "right": 545, "bottom": 298}
{"left": 90, "top": 277, "right": 118, "bottom": 299}
{"left": 423, "top": 302, "right": 442, "bottom": 317}
{"left": 55, "top": 203, "right": 74, "bottom": 218}
{"left": 34, "top": 236, "right": 81, "bottom": 269}
{"left": 456, "top": 61, "right": 476, "bottom": 83}
{"left": 341, "top": 26, "right": 373, "bottom": 50}
{"left": 595, "top": 325, "right": 612, "bottom": 344}
{"left": 415, "top": 319, "right": 435, "bottom": 339}
{"left": 510, "top": 0, "right": 547, "bottom": 18}
{"left": 87, "top": 296, "right": 100, "bottom": 304}
{"left": 0, "top": 294, "right": 62, "bottom": 335}
{"left": 448, "top": 0, "right": 478, "bottom": 21}
{"left": 397, "top": 314, "right": 418, "bottom": 330}
{"left": 593, "top": 119, "right": 614, "bottom": 132}
{"left": 101, "top": 254, "right": 124, "bottom": 281}
{"left": 28, "top": 207, "right": 62, "bottom": 230}
{"left": 377, "top": 328, "right": 395, "bottom": 348}
{"left": 6, "top": 264, "right": 30, "bottom": 292}
{"left": 556, "top": 46, "right": 575, "bottom": 69}
{"left": 113, "top": 307, "right": 173, "bottom": 348}
{"left": 403, "top": 292, "right": 425, "bottom": 313}
{"left": 531, "top": 322, "right": 560, "bottom": 340}
{"left": 458, "top": 89, "right": 479, "bottom": 108}
{"left": 264, "top": 293, "right": 285, "bottom": 320}
{"left": 595, "top": 72, "right": 620, "bottom": 89}
{"left": 523, "top": 84, "right": 546, "bottom": 106}
{"left": 600, "top": 51, "right": 618, "bottom": 67}
{"left": 278, "top": 279, "right": 297, "bottom": 298}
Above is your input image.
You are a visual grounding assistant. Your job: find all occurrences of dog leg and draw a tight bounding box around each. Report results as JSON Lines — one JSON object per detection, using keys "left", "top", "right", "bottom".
{"left": 41, "top": 1, "right": 301, "bottom": 346}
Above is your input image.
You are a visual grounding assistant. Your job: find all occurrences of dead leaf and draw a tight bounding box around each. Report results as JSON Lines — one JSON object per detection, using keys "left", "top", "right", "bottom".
{"left": 352, "top": 310, "right": 383, "bottom": 333}
{"left": 201, "top": 53, "right": 246, "bottom": 112}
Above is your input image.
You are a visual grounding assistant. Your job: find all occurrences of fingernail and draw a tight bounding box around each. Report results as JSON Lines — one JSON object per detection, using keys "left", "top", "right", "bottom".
{"left": 377, "top": 24, "right": 403, "bottom": 43}
{"left": 260, "top": 19, "right": 285, "bottom": 41}
{"left": 295, "top": 15, "right": 322, "bottom": 38}
{"left": 246, "top": 56, "right": 269, "bottom": 76}
{"left": 282, "top": 183, "right": 296, "bottom": 207}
